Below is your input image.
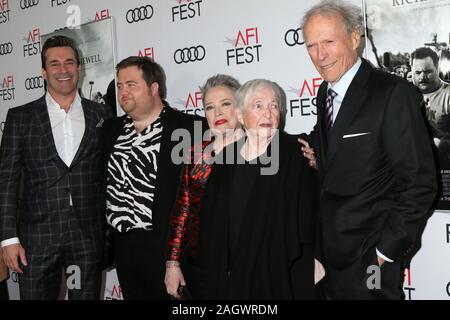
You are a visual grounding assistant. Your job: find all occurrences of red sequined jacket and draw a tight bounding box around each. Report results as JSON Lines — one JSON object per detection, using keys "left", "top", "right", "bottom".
{"left": 167, "top": 140, "right": 214, "bottom": 262}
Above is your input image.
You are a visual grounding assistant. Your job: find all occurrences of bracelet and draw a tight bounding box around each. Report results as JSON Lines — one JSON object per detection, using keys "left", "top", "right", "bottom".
{"left": 166, "top": 261, "right": 180, "bottom": 268}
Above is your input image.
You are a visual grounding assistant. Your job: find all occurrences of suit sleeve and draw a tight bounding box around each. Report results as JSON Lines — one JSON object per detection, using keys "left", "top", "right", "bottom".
{"left": 0, "top": 109, "right": 23, "bottom": 241}
{"left": 378, "top": 82, "right": 437, "bottom": 261}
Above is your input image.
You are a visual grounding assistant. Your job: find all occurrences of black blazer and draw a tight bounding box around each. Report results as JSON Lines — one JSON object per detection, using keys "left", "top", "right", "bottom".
{"left": 0, "top": 95, "right": 113, "bottom": 248}
{"left": 310, "top": 59, "right": 437, "bottom": 267}
{"left": 101, "top": 102, "right": 207, "bottom": 267}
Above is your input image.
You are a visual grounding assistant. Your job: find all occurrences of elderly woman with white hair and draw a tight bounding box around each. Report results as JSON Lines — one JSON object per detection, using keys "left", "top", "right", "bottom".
{"left": 195, "top": 79, "right": 319, "bottom": 299}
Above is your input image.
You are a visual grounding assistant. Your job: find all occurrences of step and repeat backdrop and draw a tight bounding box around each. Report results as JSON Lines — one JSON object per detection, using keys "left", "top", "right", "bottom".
{"left": 0, "top": 0, "right": 449, "bottom": 300}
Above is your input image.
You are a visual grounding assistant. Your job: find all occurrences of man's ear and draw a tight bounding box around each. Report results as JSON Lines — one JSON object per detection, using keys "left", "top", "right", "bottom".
{"left": 42, "top": 68, "right": 47, "bottom": 81}
{"left": 351, "top": 30, "right": 361, "bottom": 52}
{"left": 150, "top": 82, "right": 159, "bottom": 96}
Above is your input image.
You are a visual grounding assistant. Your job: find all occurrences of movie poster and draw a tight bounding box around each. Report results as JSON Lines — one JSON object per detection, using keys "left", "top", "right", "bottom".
{"left": 365, "top": 0, "right": 450, "bottom": 211}
{"left": 41, "top": 18, "right": 117, "bottom": 114}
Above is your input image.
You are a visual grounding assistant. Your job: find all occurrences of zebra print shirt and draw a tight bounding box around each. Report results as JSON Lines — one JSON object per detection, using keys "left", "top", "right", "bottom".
{"left": 106, "top": 111, "right": 164, "bottom": 233}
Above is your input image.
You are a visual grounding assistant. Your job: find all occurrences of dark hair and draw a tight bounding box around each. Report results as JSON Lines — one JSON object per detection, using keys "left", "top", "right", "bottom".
{"left": 411, "top": 47, "right": 439, "bottom": 69}
{"left": 116, "top": 56, "right": 167, "bottom": 99}
{"left": 104, "top": 79, "right": 117, "bottom": 116}
{"left": 41, "top": 35, "right": 80, "bottom": 69}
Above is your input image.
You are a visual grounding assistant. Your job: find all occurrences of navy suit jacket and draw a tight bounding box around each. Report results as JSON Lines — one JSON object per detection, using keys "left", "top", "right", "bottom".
{"left": 310, "top": 59, "right": 437, "bottom": 270}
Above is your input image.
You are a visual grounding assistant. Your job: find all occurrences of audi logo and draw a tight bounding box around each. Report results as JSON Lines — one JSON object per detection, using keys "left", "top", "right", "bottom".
{"left": 126, "top": 5, "right": 154, "bottom": 23}
{"left": 0, "top": 42, "right": 13, "bottom": 56}
{"left": 20, "top": 0, "right": 39, "bottom": 10}
{"left": 284, "top": 28, "right": 304, "bottom": 47}
{"left": 25, "top": 76, "right": 44, "bottom": 90}
{"left": 173, "top": 46, "right": 206, "bottom": 64}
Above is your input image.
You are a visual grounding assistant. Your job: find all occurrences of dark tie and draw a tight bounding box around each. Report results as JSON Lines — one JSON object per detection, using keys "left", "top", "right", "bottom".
{"left": 325, "top": 88, "right": 337, "bottom": 129}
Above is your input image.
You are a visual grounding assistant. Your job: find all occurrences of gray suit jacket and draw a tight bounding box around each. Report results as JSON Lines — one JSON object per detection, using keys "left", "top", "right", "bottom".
{"left": 0, "top": 95, "right": 113, "bottom": 248}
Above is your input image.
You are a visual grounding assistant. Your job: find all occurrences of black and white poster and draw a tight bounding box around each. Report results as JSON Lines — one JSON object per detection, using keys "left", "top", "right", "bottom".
{"left": 365, "top": 0, "right": 450, "bottom": 211}
{"left": 41, "top": 18, "right": 117, "bottom": 114}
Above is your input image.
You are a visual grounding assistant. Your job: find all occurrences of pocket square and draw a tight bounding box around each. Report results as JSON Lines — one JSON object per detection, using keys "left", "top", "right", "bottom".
{"left": 342, "top": 132, "right": 371, "bottom": 138}
{"left": 96, "top": 118, "right": 104, "bottom": 128}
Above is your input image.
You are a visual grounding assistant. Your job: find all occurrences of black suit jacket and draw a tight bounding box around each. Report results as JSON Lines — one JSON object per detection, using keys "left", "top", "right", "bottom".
{"left": 310, "top": 59, "right": 437, "bottom": 270}
{"left": 101, "top": 102, "right": 207, "bottom": 270}
{"left": 0, "top": 95, "right": 113, "bottom": 248}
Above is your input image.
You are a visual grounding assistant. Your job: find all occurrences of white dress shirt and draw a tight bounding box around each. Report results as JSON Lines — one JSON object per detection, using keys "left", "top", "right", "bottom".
{"left": 328, "top": 58, "right": 362, "bottom": 125}
{"left": 1, "top": 92, "right": 85, "bottom": 248}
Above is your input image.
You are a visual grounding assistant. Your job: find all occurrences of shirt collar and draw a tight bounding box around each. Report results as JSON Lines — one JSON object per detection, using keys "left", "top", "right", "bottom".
{"left": 124, "top": 106, "right": 166, "bottom": 132}
{"left": 328, "top": 58, "right": 362, "bottom": 98}
{"left": 46, "top": 91, "right": 82, "bottom": 113}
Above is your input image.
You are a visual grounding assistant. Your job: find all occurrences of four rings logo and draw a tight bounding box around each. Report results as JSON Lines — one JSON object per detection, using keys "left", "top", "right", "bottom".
{"left": 284, "top": 28, "right": 304, "bottom": 47}
{"left": 25, "top": 76, "right": 44, "bottom": 90}
{"left": 20, "top": 0, "right": 39, "bottom": 10}
{"left": 174, "top": 45, "right": 206, "bottom": 64}
{"left": 0, "top": 42, "right": 13, "bottom": 55}
{"left": 126, "top": 5, "right": 153, "bottom": 24}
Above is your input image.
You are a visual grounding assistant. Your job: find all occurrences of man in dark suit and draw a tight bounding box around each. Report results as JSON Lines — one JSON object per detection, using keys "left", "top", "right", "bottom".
{"left": 299, "top": 1, "right": 437, "bottom": 299}
{"left": 102, "top": 56, "right": 206, "bottom": 299}
{"left": 0, "top": 35, "right": 113, "bottom": 299}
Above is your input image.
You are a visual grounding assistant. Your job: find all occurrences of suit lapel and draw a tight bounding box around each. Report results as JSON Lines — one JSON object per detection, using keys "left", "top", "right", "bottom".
{"left": 156, "top": 106, "right": 175, "bottom": 185}
{"left": 34, "top": 95, "right": 64, "bottom": 165}
{"left": 325, "top": 60, "right": 372, "bottom": 169}
{"left": 315, "top": 82, "right": 329, "bottom": 178}
{"left": 71, "top": 98, "right": 97, "bottom": 167}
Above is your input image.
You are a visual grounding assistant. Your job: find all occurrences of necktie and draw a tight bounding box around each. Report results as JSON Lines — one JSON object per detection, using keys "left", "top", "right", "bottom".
{"left": 325, "top": 88, "right": 337, "bottom": 129}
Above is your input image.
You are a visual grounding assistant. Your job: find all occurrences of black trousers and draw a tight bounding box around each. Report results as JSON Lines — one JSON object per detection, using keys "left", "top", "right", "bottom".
{"left": 18, "top": 212, "right": 103, "bottom": 300}
{"left": 114, "top": 229, "right": 170, "bottom": 300}
{"left": 322, "top": 249, "right": 405, "bottom": 300}
{"left": 0, "top": 280, "right": 8, "bottom": 300}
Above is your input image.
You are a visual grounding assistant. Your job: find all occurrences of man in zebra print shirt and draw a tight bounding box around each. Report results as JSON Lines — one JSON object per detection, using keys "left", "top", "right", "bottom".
{"left": 101, "top": 56, "right": 206, "bottom": 299}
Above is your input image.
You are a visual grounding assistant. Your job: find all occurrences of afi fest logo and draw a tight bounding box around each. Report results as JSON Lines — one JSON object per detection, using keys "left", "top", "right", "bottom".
{"left": 403, "top": 268, "right": 415, "bottom": 300}
{"left": 51, "top": 0, "right": 71, "bottom": 7}
{"left": 287, "top": 78, "right": 321, "bottom": 118}
{"left": 105, "top": 284, "right": 123, "bottom": 300}
{"left": 0, "top": 75, "right": 15, "bottom": 101}
{"left": 171, "top": 0, "right": 203, "bottom": 22}
{"left": 94, "top": 8, "right": 110, "bottom": 21}
{"left": 0, "top": 0, "right": 10, "bottom": 24}
{"left": 226, "top": 27, "right": 262, "bottom": 66}
{"left": 138, "top": 47, "right": 155, "bottom": 61}
{"left": 20, "top": 0, "right": 39, "bottom": 10}
{"left": 23, "top": 27, "right": 40, "bottom": 57}
{"left": 126, "top": 4, "right": 153, "bottom": 24}
{"left": 175, "top": 90, "right": 203, "bottom": 116}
